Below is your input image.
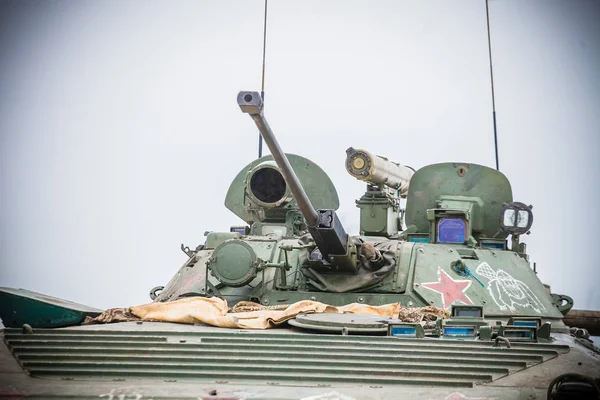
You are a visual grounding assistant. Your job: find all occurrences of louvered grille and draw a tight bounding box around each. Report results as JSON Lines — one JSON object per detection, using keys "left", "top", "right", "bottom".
{"left": 3, "top": 328, "right": 569, "bottom": 388}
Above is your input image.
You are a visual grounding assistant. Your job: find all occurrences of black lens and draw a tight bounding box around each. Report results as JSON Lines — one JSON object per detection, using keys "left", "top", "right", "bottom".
{"left": 249, "top": 168, "right": 287, "bottom": 204}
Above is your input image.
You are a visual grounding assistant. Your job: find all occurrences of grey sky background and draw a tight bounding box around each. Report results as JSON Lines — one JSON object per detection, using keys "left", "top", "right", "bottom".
{"left": 1, "top": 0, "right": 599, "bottom": 313}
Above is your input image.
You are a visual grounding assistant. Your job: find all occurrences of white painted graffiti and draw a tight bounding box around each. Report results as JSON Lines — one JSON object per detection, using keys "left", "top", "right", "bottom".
{"left": 475, "top": 262, "right": 546, "bottom": 313}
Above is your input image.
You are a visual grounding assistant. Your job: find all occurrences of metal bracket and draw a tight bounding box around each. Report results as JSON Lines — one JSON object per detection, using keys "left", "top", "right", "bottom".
{"left": 494, "top": 335, "right": 512, "bottom": 348}
{"left": 149, "top": 286, "right": 164, "bottom": 301}
{"left": 181, "top": 244, "right": 195, "bottom": 258}
{"left": 206, "top": 280, "right": 223, "bottom": 297}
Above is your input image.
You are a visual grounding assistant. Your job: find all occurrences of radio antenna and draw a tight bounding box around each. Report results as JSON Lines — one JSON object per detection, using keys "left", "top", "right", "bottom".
{"left": 258, "top": 0, "right": 268, "bottom": 158}
{"left": 485, "top": 0, "right": 500, "bottom": 171}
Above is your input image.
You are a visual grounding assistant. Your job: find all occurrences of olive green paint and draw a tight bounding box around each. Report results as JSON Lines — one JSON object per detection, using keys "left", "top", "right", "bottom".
{"left": 405, "top": 163, "right": 513, "bottom": 239}
{"left": 0, "top": 288, "right": 101, "bottom": 328}
{"left": 224, "top": 153, "right": 339, "bottom": 224}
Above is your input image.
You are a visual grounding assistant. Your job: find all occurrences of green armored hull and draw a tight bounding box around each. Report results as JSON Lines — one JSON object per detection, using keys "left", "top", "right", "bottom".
{"left": 1, "top": 322, "right": 599, "bottom": 399}
{"left": 1, "top": 91, "right": 598, "bottom": 400}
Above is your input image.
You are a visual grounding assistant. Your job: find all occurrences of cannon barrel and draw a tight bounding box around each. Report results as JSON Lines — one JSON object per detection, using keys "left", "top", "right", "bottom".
{"left": 237, "top": 91, "right": 319, "bottom": 227}
{"left": 345, "top": 147, "right": 414, "bottom": 197}
{"left": 238, "top": 91, "right": 353, "bottom": 270}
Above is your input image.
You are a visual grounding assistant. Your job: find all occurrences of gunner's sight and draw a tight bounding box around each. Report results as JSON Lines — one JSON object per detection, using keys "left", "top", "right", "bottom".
{"left": 248, "top": 166, "right": 287, "bottom": 205}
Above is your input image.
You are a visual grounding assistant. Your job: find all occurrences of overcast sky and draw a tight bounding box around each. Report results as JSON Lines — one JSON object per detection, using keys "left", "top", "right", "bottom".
{"left": 1, "top": 0, "right": 599, "bottom": 313}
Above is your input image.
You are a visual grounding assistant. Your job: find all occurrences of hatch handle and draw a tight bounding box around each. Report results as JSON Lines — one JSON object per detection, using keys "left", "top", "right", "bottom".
{"left": 494, "top": 335, "right": 512, "bottom": 348}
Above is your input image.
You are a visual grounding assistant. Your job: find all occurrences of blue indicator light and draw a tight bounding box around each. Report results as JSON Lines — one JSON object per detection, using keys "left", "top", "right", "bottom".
{"left": 504, "top": 329, "right": 534, "bottom": 339}
{"left": 437, "top": 218, "right": 466, "bottom": 243}
{"left": 454, "top": 308, "right": 483, "bottom": 318}
{"left": 481, "top": 242, "right": 505, "bottom": 250}
{"left": 390, "top": 326, "right": 417, "bottom": 336}
{"left": 409, "top": 237, "right": 429, "bottom": 243}
{"left": 443, "top": 326, "right": 475, "bottom": 336}
{"left": 513, "top": 321, "right": 538, "bottom": 327}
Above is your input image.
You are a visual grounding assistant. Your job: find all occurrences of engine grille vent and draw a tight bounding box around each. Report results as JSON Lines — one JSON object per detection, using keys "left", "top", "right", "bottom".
{"left": 3, "top": 328, "right": 570, "bottom": 388}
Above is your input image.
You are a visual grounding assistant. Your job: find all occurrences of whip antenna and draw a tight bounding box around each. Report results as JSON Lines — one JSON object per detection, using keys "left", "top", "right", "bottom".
{"left": 258, "top": 0, "right": 268, "bottom": 158}
{"left": 486, "top": 0, "right": 500, "bottom": 171}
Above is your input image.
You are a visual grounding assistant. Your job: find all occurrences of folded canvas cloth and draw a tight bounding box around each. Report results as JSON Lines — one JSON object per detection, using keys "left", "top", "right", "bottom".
{"left": 85, "top": 297, "right": 448, "bottom": 329}
{"left": 82, "top": 307, "right": 141, "bottom": 325}
{"left": 300, "top": 238, "right": 398, "bottom": 293}
{"left": 129, "top": 297, "right": 401, "bottom": 329}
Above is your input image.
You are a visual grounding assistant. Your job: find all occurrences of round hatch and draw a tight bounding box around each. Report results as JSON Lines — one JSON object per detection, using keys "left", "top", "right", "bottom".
{"left": 209, "top": 239, "right": 258, "bottom": 287}
{"left": 289, "top": 313, "right": 399, "bottom": 334}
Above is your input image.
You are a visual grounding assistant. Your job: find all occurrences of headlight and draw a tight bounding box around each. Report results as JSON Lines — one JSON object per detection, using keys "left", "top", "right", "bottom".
{"left": 503, "top": 209, "right": 516, "bottom": 226}
{"left": 499, "top": 202, "right": 533, "bottom": 235}
{"left": 517, "top": 210, "right": 530, "bottom": 228}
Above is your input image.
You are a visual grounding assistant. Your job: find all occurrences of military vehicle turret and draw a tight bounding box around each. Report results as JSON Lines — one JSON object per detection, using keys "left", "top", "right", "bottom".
{"left": 0, "top": 91, "right": 598, "bottom": 399}
{"left": 151, "top": 91, "right": 573, "bottom": 320}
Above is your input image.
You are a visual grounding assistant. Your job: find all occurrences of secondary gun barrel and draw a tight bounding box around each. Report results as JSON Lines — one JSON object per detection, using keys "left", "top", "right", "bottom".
{"left": 345, "top": 147, "right": 414, "bottom": 197}
{"left": 237, "top": 91, "right": 319, "bottom": 226}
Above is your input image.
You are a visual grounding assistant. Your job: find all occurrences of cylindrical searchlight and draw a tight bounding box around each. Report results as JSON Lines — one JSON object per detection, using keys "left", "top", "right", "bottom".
{"left": 345, "top": 147, "right": 414, "bottom": 197}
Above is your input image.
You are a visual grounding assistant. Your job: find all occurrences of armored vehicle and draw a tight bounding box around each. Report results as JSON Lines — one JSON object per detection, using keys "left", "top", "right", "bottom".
{"left": 1, "top": 91, "right": 599, "bottom": 400}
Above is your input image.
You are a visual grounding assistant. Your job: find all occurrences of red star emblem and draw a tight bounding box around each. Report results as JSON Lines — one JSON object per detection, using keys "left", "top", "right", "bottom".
{"left": 421, "top": 269, "right": 473, "bottom": 308}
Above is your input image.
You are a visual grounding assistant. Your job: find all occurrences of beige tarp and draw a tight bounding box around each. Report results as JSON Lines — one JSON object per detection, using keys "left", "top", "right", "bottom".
{"left": 129, "top": 297, "right": 402, "bottom": 329}
{"left": 83, "top": 297, "right": 449, "bottom": 329}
